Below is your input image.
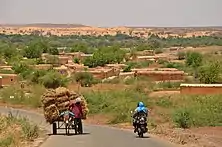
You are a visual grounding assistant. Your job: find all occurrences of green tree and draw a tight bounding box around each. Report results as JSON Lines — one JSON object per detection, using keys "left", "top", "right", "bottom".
{"left": 74, "top": 72, "right": 94, "bottom": 87}
{"left": 185, "top": 52, "right": 203, "bottom": 68}
{"left": 39, "top": 71, "right": 68, "bottom": 89}
{"left": 70, "top": 43, "right": 92, "bottom": 54}
{"left": 23, "top": 42, "right": 43, "bottom": 59}
{"left": 185, "top": 51, "right": 203, "bottom": 78}
{"left": 83, "top": 46, "right": 125, "bottom": 67}
{"left": 48, "top": 47, "right": 59, "bottom": 55}
{"left": 46, "top": 55, "right": 59, "bottom": 66}
{"left": 198, "top": 61, "right": 221, "bottom": 84}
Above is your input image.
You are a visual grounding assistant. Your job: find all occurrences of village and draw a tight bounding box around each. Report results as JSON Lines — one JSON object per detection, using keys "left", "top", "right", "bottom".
{"left": 0, "top": 30, "right": 222, "bottom": 147}
{"left": 1, "top": 45, "right": 222, "bottom": 95}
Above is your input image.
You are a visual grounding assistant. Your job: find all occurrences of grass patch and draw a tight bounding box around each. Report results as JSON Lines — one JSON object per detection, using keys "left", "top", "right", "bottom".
{"left": 172, "top": 95, "right": 222, "bottom": 128}
{"left": 153, "top": 81, "right": 181, "bottom": 90}
{"left": 0, "top": 84, "right": 45, "bottom": 108}
{"left": 82, "top": 89, "right": 154, "bottom": 124}
{"left": 0, "top": 69, "right": 14, "bottom": 74}
{"left": 126, "top": 61, "right": 154, "bottom": 68}
{"left": 82, "top": 86, "right": 222, "bottom": 129}
{"left": 155, "top": 98, "right": 173, "bottom": 108}
{"left": 0, "top": 112, "right": 40, "bottom": 147}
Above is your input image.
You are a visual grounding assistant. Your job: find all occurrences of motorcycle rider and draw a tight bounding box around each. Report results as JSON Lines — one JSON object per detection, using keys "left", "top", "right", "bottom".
{"left": 132, "top": 101, "right": 148, "bottom": 133}
{"left": 69, "top": 97, "right": 83, "bottom": 134}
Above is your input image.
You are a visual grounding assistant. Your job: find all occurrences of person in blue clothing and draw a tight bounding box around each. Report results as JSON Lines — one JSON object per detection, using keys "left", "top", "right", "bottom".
{"left": 132, "top": 101, "right": 148, "bottom": 133}
{"left": 59, "top": 109, "right": 75, "bottom": 119}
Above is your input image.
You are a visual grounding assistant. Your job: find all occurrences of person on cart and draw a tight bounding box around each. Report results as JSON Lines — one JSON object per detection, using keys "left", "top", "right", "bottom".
{"left": 59, "top": 108, "right": 75, "bottom": 122}
{"left": 59, "top": 109, "right": 75, "bottom": 118}
{"left": 69, "top": 97, "right": 83, "bottom": 134}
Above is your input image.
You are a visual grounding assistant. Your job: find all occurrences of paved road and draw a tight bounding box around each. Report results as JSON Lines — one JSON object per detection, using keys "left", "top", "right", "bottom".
{"left": 0, "top": 107, "right": 177, "bottom": 147}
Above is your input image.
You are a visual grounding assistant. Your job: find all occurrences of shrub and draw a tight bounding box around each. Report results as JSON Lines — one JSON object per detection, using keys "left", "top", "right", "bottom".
{"left": 198, "top": 61, "right": 221, "bottom": 84}
{"left": 30, "top": 70, "right": 48, "bottom": 83}
{"left": 21, "top": 119, "right": 39, "bottom": 141}
{"left": 39, "top": 71, "right": 68, "bottom": 88}
{"left": 73, "top": 58, "right": 80, "bottom": 64}
{"left": 12, "top": 62, "right": 33, "bottom": 77}
{"left": 177, "top": 51, "right": 186, "bottom": 60}
{"left": 122, "top": 65, "right": 132, "bottom": 72}
{"left": 172, "top": 108, "right": 192, "bottom": 129}
{"left": 74, "top": 72, "right": 94, "bottom": 87}
{"left": 185, "top": 51, "right": 203, "bottom": 68}
{"left": 45, "top": 55, "right": 59, "bottom": 66}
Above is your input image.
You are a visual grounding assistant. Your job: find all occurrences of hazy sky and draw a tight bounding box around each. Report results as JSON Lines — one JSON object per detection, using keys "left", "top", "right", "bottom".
{"left": 0, "top": 0, "right": 221, "bottom": 27}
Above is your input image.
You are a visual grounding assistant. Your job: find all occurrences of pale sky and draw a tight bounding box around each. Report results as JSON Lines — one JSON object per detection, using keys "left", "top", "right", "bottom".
{"left": 0, "top": 0, "right": 221, "bottom": 27}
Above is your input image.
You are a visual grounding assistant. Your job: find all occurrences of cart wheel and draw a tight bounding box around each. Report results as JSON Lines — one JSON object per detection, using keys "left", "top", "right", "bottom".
{"left": 52, "top": 123, "right": 57, "bottom": 135}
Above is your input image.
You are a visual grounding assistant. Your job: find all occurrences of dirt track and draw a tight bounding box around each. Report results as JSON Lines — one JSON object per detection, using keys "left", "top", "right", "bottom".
{"left": 0, "top": 107, "right": 177, "bottom": 147}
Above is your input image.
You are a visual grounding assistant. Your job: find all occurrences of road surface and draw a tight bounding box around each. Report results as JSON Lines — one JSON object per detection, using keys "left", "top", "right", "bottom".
{"left": 0, "top": 107, "right": 177, "bottom": 147}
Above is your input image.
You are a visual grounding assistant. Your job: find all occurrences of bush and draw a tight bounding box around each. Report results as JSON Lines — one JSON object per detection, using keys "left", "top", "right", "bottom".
{"left": 198, "top": 61, "right": 221, "bottom": 84}
{"left": 21, "top": 119, "right": 39, "bottom": 141}
{"left": 45, "top": 55, "right": 59, "bottom": 66}
{"left": 172, "top": 108, "right": 192, "bottom": 129}
{"left": 185, "top": 51, "right": 203, "bottom": 68}
{"left": 39, "top": 71, "right": 68, "bottom": 88}
{"left": 163, "top": 62, "right": 185, "bottom": 70}
{"left": 122, "top": 65, "right": 132, "bottom": 72}
{"left": 83, "top": 46, "right": 126, "bottom": 67}
{"left": 73, "top": 58, "right": 80, "bottom": 64}
{"left": 177, "top": 51, "right": 186, "bottom": 60}
{"left": 30, "top": 70, "right": 48, "bottom": 83}
{"left": 23, "top": 43, "right": 43, "bottom": 59}
{"left": 12, "top": 62, "right": 33, "bottom": 79}
{"left": 74, "top": 72, "right": 94, "bottom": 87}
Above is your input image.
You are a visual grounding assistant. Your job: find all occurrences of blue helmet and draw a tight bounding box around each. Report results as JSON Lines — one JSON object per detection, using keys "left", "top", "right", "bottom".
{"left": 137, "top": 101, "right": 145, "bottom": 107}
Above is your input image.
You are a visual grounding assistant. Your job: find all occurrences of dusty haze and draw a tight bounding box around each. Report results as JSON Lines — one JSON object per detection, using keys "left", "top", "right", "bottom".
{"left": 0, "top": 0, "right": 222, "bottom": 27}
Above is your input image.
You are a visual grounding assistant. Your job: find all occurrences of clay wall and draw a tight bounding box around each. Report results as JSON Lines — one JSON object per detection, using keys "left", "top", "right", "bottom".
{"left": 180, "top": 84, "right": 222, "bottom": 95}
{"left": 0, "top": 74, "right": 18, "bottom": 86}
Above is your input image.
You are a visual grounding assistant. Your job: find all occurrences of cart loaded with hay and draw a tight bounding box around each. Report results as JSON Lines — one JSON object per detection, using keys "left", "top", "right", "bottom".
{"left": 41, "top": 87, "right": 89, "bottom": 135}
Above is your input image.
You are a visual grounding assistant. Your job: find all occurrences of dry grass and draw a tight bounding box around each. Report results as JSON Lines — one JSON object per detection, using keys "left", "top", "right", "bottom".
{"left": 0, "top": 113, "right": 40, "bottom": 147}
{"left": 0, "top": 83, "right": 45, "bottom": 108}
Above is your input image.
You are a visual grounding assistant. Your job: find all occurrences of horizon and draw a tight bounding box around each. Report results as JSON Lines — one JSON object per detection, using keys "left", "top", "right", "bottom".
{"left": 1, "top": 23, "right": 222, "bottom": 28}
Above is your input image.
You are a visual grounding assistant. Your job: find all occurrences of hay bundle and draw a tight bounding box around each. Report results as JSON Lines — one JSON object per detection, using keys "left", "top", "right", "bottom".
{"left": 41, "top": 87, "right": 89, "bottom": 124}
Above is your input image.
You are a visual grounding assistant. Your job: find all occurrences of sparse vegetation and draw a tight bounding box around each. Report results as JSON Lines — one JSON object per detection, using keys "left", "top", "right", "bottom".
{"left": 0, "top": 112, "right": 40, "bottom": 147}
{"left": 74, "top": 72, "right": 95, "bottom": 87}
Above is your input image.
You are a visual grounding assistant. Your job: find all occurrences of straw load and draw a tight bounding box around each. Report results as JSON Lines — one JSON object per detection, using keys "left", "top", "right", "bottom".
{"left": 41, "top": 87, "right": 89, "bottom": 124}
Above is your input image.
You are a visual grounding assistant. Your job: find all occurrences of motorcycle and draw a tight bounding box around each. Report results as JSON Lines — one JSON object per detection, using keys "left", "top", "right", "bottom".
{"left": 131, "top": 111, "right": 148, "bottom": 138}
